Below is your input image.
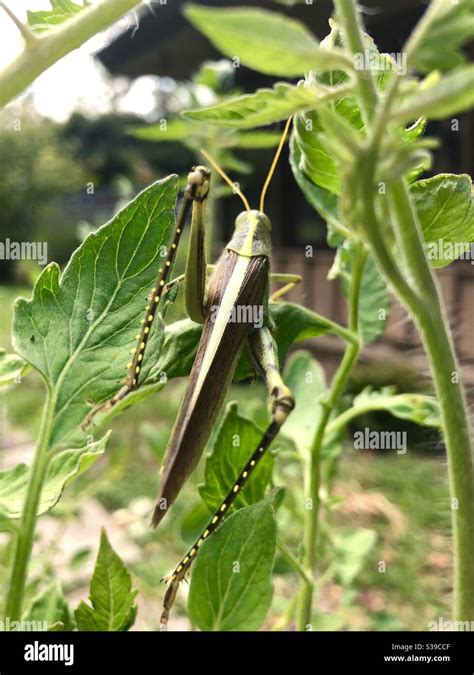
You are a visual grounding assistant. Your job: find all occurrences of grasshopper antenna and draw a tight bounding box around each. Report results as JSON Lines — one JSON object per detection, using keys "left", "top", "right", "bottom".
{"left": 200, "top": 148, "right": 251, "bottom": 212}
{"left": 259, "top": 116, "right": 293, "bottom": 213}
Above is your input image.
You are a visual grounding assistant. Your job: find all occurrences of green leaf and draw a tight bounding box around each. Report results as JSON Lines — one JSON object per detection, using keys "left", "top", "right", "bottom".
{"left": 0, "top": 434, "right": 109, "bottom": 519}
{"left": 74, "top": 528, "right": 138, "bottom": 631}
{"left": 351, "top": 386, "right": 442, "bottom": 428}
{"left": 27, "top": 0, "right": 89, "bottom": 31}
{"left": 410, "top": 174, "right": 474, "bottom": 268}
{"left": 0, "top": 348, "right": 27, "bottom": 386}
{"left": 292, "top": 111, "right": 342, "bottom": 196}
{"left": 188, "top": 497, "right": 276, "bottom": 631}
{"left": 281, "top": 351, "right": 326, "bottom": 454}
{"left": 406, "top": 0, "right": 474, "bottom": 73}
{"left": 148, "top": 318, "right": 201, "bottom": 384}
{"left": 331, "top": 526, "right": 377, "bottom": 586}
{"left": 23, "top": 580, "right": 74, "bottom": 631}
{"left": 183, "top": 83, "right": 346, "bottom": 129}
{"left": 317, "top": 106, "right": 363, "bottom": 158}
{"left": 237, "top": 131, "right": 281, "bottom": 149}
{"left": 266, "top": 302, "right": 339, "bottom": 370}
{"left": 330, "top": 242, "right": 390, "bottom": 344}
{"left": 13, "top": 176, "right": 179, "bottom": 448}
{"left": 133, "top": 119, "right": 282, "bottom": 150}
{"left": 130, "top": 118, "right": 193, "bottom": 143}
{"left": 289, "top": 63, "right": 367, "bottom": 196}
{"left": 184, "top": 5, "right": 348, "bottom": 77}
{"left": 379, "top": 118, "right": 430, "bottom": 184}
{"left": 392, "top": 66, "right": 474, "bottom": 122}
{"left": 131, "top": 118, "right": 271, "bottom": 159}
{"left": 289, "top": 130, "right": 342, "bottom": 235}
{"left": 199, "top": 402, "right": 274, "bottom": 513}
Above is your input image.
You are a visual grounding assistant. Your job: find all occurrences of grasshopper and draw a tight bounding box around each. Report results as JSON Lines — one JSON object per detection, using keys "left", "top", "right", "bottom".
{"left": 84, "top": 118, "right": 301, "bottom": 627}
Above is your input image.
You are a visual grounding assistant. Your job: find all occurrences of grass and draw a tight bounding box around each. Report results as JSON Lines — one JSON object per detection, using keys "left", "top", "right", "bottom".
{"left": 336, "top": 447, "right": 451, "bottom": 630}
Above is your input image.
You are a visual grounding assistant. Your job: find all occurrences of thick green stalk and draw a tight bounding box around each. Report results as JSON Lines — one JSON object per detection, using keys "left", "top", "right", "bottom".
{"left": 334, "top": 0, "right": 377, "bottom": 124}
{"left": 297, "top": 244, "right": 365, "bottom": 630}
{"left": 338, "top": 0, "right": 474, "bottom": 621}
{"left": 0, "top": 0, "right": 142, "bottom": 108}
{"left": 387, "top": 182, "right": 474, "bottom": 620}
{"left": 5, "top": 391, "right": 55, "bottom": 621}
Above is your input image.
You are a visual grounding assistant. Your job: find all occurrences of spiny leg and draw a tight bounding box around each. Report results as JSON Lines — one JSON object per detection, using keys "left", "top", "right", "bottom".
{"left": 160, "top": 327, "right": 294, "bottom": 628}
{"left": 82, "top": 166, "right": 211, "bottom": 429}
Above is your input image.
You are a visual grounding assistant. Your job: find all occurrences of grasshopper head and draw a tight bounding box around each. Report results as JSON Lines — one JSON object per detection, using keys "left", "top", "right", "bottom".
{"left": 186, "top": 165, "right": 211, "bottom": 202}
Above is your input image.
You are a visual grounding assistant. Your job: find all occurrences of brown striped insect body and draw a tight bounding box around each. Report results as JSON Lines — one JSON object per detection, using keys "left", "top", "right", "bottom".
{"left": 83, "top": 119, "right": 300, "bottom": 627}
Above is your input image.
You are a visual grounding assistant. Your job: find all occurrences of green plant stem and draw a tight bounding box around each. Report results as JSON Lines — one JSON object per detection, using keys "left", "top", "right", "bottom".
{"left": 338, "top": 0, "right": 474, "bottom": 621}
{"left": 5, "top": 391, "right": 54, "bottom": 621}
{"left": 0, "top": 0, "right": 142, "bottom": 108}
{"left": 297, "top": 243, "right": 365, "bottom": 631}
{"left": 325, "top": 397, "right": 441, "bottom": 438}
{"left": 334, "top": 0, "right": 377, "bottom": 124}
{"left": 403, "top": 0, "right": 444, "bottom": 68}
{"left": 387, "top": 181, "right": 474, "bottom": 620}
{"left": 276, "top": 537, "right": 315, "bottom": 588}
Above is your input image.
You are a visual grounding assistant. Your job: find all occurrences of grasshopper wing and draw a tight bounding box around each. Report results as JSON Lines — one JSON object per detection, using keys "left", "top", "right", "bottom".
{"left": 152, "top": 250, "right": 268, "bottom": 527}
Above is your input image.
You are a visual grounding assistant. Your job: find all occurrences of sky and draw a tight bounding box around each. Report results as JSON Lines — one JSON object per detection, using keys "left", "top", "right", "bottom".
{"left": 0, "top": 1, "right": 161, "bottom": 121}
